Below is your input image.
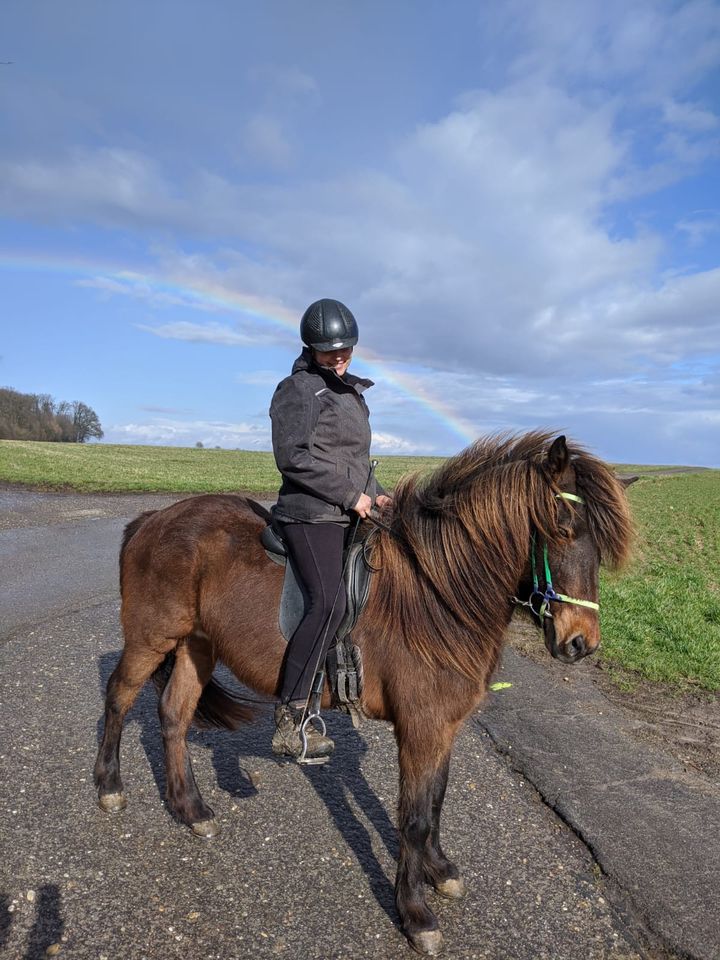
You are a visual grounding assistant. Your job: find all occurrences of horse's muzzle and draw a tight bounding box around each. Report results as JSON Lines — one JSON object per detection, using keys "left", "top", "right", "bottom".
{"left": 543, "top": 620, "right": 593, "bottom": 664}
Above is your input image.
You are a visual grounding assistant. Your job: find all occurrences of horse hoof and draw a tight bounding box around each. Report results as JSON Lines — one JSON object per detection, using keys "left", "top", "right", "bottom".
{"left": 435, "top": 877, "right": 466, "bottom": 899}
{"left": 191, "top": 818, "right": 220, "bottom": 839}
{"left": 409, "top": 930, "right": 444, "bottom": 956}
{"left": 98, "top": 792, "right": 127, "bottom": 813}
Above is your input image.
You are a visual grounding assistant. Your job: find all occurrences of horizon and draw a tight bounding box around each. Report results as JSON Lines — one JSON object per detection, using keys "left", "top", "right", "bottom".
{"left": 1, "top": 433, "right": 715, "bottom": 472}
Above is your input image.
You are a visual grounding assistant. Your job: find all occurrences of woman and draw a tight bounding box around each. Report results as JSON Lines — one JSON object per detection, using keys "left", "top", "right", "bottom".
{"left": 269, "top": 298, "right": 391, "bottom": 761}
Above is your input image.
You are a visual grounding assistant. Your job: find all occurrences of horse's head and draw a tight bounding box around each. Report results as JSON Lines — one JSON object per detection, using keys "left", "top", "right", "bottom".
{"left": 376, "top": 430, "right": 634, "bottom": 686}
{"left": 517, "top": 435, "right": 636, "bottom": 665}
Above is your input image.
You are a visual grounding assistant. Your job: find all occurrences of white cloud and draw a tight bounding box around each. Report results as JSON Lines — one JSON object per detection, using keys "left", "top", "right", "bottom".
{"left": 137, "top": 321, "right": 280, "bottom": 347}
{"left": 110, "top": 416, "right": 434, "bottom": 457}
{"left": 676, "top": 212, "right": 720, "bottom": 247}
{"left": 108, "top": 417, "right": 270, "bottom": 448}
{"left": 25, "top": 71, "right": 715, "bottom": 404}
{"left": 662, "top": 99, "right": 719, "bottom": 132}
{"left": 78, "top": 274, "right": 226, "bottom": 313}
{"left": 0, "top": 147, "right": 252, "bottom": 236}
{"left": 250, "top": 65, "right": 319, "bottom": 101}
{"left": 138, "top": 404, "right": 191, "bottom": 414}
{"left": 493, "top": 0, "right": 720, "bottom": 97}
{"left": 241, "top": 115, "right": 292, "bottom": 168}
{"left": 57, "top": 76, "right": 718, "bottom": 396}
{"left": 0, "top": 148, "right": 175, "bottom": 225}
{"left": 371, "top": 431, "right": 433, "bottom": 454}
{"left": 235, "top": 370, "right": 282, "bottom": 385}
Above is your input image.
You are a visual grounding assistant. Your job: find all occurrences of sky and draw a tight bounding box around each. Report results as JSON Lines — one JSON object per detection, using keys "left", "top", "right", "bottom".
{"left": 1, "top": 0, "right": 719, "bottom": 466}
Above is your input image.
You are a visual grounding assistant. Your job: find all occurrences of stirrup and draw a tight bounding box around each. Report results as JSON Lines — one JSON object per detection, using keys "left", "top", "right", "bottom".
{"left": 297, "top": 671, "right": 329, "bottom": 766}
{"left": 297, "top": 712, "right": 329, "bottom": 765}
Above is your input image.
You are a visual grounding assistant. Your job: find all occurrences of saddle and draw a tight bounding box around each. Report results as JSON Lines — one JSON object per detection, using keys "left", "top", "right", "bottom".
{"left": 259, "top": 515, "right": 374, "bottom": 726}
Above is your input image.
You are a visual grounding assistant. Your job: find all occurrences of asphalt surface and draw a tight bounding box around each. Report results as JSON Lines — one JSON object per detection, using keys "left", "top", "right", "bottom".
{"left": 478, "top": 654, "right": 720, "bottom": 960}
{"left": 0, "top": 489, "right": 717, "bottom": 960}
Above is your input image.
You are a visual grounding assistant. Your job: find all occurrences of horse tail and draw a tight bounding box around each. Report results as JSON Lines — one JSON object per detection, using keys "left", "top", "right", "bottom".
{"left": 192, "top": 675, "right": 258, "bottom": 729}
{"left": 119, "top": 511, "right": 157, "bottom": 596}
{"left": 152, "top": 652, "right": 257, "bottom": 729}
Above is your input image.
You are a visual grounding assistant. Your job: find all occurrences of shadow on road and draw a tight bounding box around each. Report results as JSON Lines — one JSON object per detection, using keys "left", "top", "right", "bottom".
{"left": 299, "top": 738, "right": 399, "bottom": 924}
{"left": 95, "top": 651, "right": 399, "bottom": 925}
{"left": 0, "top": 887, "right": 65, "bottom": 959}
{"left": 0, "top": 895, "right": 12, "bottom": 950}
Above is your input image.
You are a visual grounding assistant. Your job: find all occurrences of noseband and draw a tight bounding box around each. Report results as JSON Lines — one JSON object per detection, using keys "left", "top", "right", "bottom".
{"left": 514, "top": 492, "right": 600, "bottom": 622}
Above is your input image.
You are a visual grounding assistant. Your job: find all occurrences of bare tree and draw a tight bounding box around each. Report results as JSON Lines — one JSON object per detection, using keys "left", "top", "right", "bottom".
{"left": 71, "top": 401, "right": 104, "bottom": 443}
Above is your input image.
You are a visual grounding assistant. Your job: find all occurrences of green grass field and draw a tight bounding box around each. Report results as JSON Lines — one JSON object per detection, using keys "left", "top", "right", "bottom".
{"left": 1, "top": 439, "right": 718, "bottom": 691}
{"left": 0, "top": 439, "right": 439, "bottom": 494}
{"left": 600, "top": 473, "right": 720, "bottom": 691}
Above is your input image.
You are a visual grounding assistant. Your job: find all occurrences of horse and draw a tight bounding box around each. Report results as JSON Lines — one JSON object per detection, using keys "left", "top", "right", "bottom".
{"left": 93, "top": 432, "right": 633, "bottom": 955}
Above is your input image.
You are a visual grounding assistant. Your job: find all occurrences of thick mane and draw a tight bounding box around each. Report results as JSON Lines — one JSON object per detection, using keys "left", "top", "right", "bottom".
{"left": 572, "top": 449, "right": 634, "bottom": 570}
{"left": 367, "top": 431, "right": 633, "bottom": 683}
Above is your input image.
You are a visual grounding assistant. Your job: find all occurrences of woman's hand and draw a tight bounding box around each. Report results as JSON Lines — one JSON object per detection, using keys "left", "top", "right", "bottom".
{"left": 352, "top": 492, "right": 373, "bottom": 518}
{"left": 375, "top": 495, "right": 393, "bottom": 511}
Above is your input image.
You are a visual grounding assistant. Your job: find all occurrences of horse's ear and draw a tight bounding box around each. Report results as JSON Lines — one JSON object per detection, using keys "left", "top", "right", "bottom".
{"left": 546, "top": 435, "right": 569, "bottom": 478}
{"left": 619, "top": 475, "right": 639, "bottom": 488}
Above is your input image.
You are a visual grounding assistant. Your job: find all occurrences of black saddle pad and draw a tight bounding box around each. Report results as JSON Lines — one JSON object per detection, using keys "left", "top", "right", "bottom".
{"left": 260, "top": 524, "right": 374, "bottom": 643}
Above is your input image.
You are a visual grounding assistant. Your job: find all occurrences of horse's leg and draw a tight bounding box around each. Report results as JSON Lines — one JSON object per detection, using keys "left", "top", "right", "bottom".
{"left": 423, "top": 751, "right": 465, "bottom": 899}
{"left": 94, "top": 646, "right": 170, "bottom": 812}
{"left": 396, "top": 726, "right": 458, "bottom": 956}
{"left": 158, "top": 635, "right": 219, "bottom": 838}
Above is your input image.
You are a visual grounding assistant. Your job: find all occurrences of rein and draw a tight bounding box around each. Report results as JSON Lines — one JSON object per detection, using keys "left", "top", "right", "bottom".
{"left": 365, "top": 510, "right": 398, "bottom": 537}
{"left": 513, "top": 492, "right": 600, "bottom": 622}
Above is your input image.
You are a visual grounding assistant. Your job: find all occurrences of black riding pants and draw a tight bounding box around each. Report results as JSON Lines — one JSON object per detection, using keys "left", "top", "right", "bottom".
{"left": 278, "top": 521, "right": 347, "bottom": 704}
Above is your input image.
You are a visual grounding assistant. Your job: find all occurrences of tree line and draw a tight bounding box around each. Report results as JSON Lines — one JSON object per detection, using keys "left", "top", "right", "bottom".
{"left": 0, "top": 387, "right": 104, "bottom": 442}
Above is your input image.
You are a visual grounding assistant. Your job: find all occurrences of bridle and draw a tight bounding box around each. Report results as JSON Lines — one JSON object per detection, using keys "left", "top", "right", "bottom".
{"left": 368, "top": 490, "right": 600, "bottom": 623}
{"left": 513, "top": 492, "right": 600, "bottom": 622}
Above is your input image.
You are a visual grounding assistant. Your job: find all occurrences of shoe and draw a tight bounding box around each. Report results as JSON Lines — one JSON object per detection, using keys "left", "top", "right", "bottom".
{"left": 271, "top": 703, "right": 335, "bottom": 760}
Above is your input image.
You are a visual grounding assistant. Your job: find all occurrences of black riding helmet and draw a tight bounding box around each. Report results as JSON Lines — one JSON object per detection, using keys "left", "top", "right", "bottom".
{"left": 300, "top": 298, "right": 359, "bottom": 351}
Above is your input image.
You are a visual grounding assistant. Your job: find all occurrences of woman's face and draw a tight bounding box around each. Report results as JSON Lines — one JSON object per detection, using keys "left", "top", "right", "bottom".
{"left": 312, "top": 346, "right": 353, "bottom": 377}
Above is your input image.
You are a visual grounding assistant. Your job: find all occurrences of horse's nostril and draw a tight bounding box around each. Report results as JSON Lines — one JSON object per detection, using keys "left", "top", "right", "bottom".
{"left": 569, "top": 635, "right": 585, "bottom": 658}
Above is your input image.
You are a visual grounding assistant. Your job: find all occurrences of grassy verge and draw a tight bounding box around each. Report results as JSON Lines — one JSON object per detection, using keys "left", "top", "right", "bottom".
{"left": 600, "top": 473, "right": 720, "bottom": 691}
{"left": 1, "top": 439, "right": 718, "bottom": 690}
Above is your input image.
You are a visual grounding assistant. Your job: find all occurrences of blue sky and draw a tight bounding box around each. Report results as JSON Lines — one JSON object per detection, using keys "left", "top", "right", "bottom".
{"left": 1, "top": 0, "right": 719, "bottom": 466}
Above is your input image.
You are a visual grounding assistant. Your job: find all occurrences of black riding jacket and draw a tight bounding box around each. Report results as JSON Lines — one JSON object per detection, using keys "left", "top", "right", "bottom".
{"left": 270, "top": 348, "right": 385, "bottom": 524}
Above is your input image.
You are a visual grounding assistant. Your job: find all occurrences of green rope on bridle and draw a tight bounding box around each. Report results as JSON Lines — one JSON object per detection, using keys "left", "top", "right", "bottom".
{"left": 515, "top": 492, "right": 600, "bottom": 622}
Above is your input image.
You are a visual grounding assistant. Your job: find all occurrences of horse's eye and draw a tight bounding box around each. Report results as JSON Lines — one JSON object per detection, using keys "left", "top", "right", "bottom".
{"left": 559, "top": 526, "right": 574, "bottom": 541}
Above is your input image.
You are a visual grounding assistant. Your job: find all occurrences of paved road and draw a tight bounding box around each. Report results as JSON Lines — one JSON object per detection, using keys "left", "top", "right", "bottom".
{"left": 0, "top": 489, "right": 694, "bottom": 960}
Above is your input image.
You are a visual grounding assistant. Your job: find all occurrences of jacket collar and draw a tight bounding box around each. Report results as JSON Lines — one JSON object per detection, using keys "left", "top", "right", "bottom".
{"left": 292, "top": 347, "right": 374, "bottom": 394}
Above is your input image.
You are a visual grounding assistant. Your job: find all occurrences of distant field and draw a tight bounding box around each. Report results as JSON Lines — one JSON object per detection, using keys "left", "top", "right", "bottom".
{"left": 0, "top": 439, "right": 710, "bottom": 494}
{"left": 1, "top": 439, "right": 718, "bottom": 690}
{"left": 0, "top": 439, "right": 439, "bottom": 493}
{"left": 613, "top": 464, "right": 712, "bottom": 475}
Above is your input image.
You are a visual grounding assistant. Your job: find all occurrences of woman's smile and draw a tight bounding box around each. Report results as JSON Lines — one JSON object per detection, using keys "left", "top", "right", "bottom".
{"left": 313, "top": 347, "right": 353, "bottom": 376}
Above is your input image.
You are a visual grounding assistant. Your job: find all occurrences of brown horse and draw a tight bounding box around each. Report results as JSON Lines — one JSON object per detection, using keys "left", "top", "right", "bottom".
{"left": 93, "top": 432, "right": 633, "bottom": 955}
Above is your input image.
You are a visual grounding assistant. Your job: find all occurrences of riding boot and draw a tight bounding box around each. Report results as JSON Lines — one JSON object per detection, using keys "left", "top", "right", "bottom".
{"left": 271, "top": 703, "right": 335, "bottom": 760}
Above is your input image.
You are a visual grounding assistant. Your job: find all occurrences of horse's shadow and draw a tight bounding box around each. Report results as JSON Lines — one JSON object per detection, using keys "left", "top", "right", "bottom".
{"left": 0, "top": 885, "right": 65, "bottom": 960}
{"left": 96, "top": 653, "right": 399, "bottom": 923}
{"left": 0, "top": 895, "right": 11, "bottom": 952}
{"left": 24, "top": 885, "right": 64, "bottom": 960}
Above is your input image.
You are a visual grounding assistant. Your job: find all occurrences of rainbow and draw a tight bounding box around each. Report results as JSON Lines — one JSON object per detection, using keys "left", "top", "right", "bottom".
{"left": 1, "top": 249, "right": 477, "bottom": 445}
